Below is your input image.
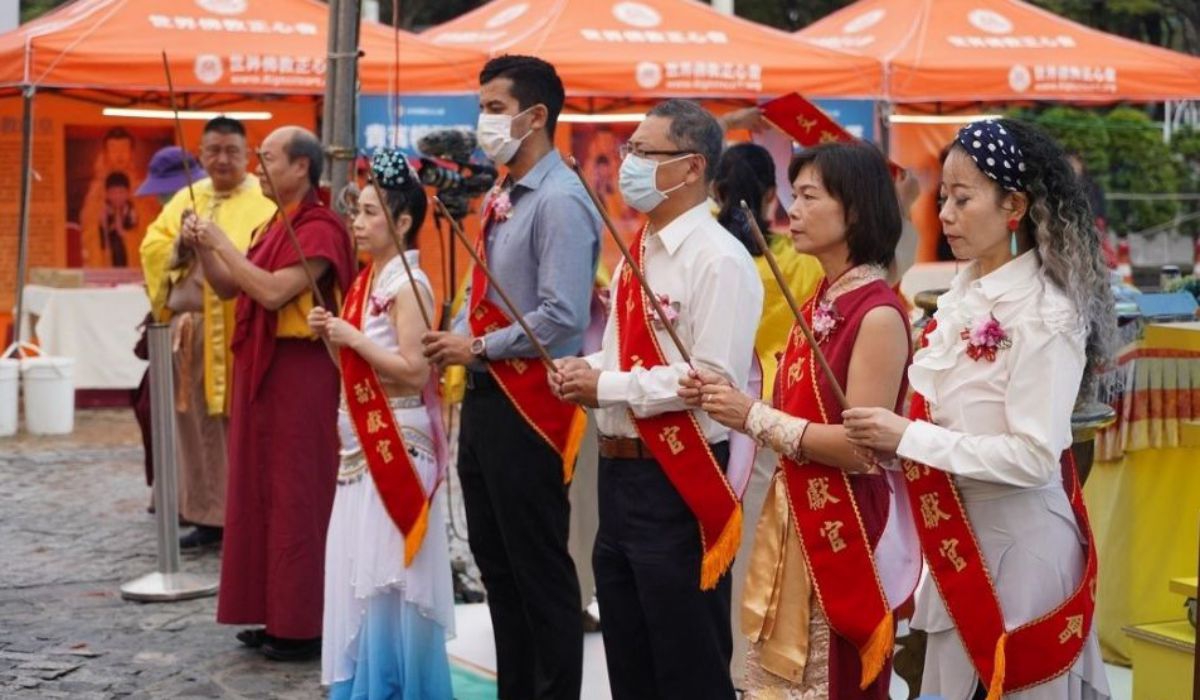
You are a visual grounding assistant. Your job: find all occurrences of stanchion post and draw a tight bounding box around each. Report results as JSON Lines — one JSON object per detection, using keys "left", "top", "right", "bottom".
{"left": 120, "top": 323, "right": 218, "bottom": 602}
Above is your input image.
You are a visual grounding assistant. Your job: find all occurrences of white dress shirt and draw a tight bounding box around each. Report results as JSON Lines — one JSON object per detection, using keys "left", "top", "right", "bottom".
{"left": 584, "top": 201, "right": 763, "bottom": 442}
{"left": 896, "top": 250, "right": 1087, "bottom": 489}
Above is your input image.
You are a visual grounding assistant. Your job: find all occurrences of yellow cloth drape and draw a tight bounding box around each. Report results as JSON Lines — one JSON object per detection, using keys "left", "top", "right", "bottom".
{"left": 1084, "top": 322, "right": 1200, "bottom": 665}
{"left": 754, "top": 234, "right": 824, "bottom": 401}
{"left": 139, "top": 176, "right": 275, "bottom": 415}
{"left": 742, "top": 470, "right": 814, "bottom": 682}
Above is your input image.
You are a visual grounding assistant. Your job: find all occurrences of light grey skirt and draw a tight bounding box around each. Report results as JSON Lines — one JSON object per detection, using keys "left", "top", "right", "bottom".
{"left": 912, "top": 477, "right": 1110, "bottom": 700}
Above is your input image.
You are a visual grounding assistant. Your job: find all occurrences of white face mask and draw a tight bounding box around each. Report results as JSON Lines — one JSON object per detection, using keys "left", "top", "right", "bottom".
{"left": 476, "top": 106, "right": 535, "bottom": 165}
{"left": 618, "top": 152, "right": 691, "bottom": 214}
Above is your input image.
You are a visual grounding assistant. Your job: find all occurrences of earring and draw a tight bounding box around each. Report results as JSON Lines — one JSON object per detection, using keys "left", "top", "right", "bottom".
{"left": 1008, "top": 218, "right": 1019, "bottom": 256}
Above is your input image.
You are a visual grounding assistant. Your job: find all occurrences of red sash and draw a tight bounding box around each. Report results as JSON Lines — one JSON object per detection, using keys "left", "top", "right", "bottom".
{"left": 774, "top": 298, "right": 894, "bottom": 688}
{"left": 614, "top": 226, "right": 741, "bottom": 591}
{"left": 903, "top": 320, "right": 1098, "bottom": 698}
{"left": 467, "top": 201, "right": 586, "bottom": 483}
{"left": 340, "top": 263, "right": 432, "bottom": 566}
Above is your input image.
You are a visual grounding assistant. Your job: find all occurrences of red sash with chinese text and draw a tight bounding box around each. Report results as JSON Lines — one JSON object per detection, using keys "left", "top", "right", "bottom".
{"left": 467, "top": 202, "right": 586, "bottom": 484}
{"left": 902, "top": 320, "right": 1098, "bottom": 699}
{"left": 340, "top": 263, "right": 431, "bottom": 566}
{"left": 614, "top": 226, "right": 741, "bottom": 591}
{"left": 774, "top": 296, "right": 895, "bottom": 689}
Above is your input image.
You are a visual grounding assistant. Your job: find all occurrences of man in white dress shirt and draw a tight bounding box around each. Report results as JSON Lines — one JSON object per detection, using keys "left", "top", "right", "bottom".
{"left": 553, "top": 99, "right": 763, "bottom": 700}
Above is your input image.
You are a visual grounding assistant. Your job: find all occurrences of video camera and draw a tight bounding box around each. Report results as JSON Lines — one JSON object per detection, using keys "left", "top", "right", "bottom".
{"left": 415, "top": 129, "right": 497, "bottom": 221}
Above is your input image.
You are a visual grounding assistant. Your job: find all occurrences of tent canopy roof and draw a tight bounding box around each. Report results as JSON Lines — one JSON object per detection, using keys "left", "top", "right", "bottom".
{"left": 795, "top": 0, "right": 1200, "bottom": 103}
{"left": 0, "top": 0, "right": 485, "bottom": 95}
{"left": 423, "top": 0, "right": 882, "bottom": 99}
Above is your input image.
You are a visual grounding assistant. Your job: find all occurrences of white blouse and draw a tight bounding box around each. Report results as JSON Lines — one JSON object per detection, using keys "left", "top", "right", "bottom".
{"left": 896, "top": 251, "right": 1087, "bottom": 489}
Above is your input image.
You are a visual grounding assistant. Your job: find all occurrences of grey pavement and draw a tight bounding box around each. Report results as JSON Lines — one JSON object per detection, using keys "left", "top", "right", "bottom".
{"left": 0, "top": 409, "right": 325, "bottom": 699}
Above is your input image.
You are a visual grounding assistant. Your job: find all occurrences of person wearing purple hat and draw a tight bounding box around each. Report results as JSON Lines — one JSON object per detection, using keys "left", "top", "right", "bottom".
{"left": 139, "top": 117, "right": 276, "bottom": 553}
{"left": 136, "top": 146, "right": 205, "bottom": 204}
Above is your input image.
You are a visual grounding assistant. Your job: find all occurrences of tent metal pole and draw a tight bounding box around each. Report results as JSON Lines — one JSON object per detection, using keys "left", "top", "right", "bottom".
{"left": 9, "top": 84, "right": 34, "bottom": 356}
{"left": 323, "top": 0, "right": 359, "bottom": 203}
{"left": 321, "top": 0, "right": 340, "bottom": 178}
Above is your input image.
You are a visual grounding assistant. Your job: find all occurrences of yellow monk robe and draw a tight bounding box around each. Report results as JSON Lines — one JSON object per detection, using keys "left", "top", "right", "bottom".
{"left": 140, "top": 176, "right": 276, "bottom": 416}
{"left": 755, "top": 233, "right": 823, "bottom": 400}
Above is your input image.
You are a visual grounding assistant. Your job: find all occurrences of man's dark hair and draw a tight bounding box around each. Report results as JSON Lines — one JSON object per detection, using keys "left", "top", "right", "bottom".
{"left": 283, "top": 130, "right": 323, "bottom": 188}
{"left": 787, "top": 142, "right": 901, "bottom": 268}
{"left": 646, "top": 99, "right": 723, "bottom": 182}
{"left": 105, "top": 172, "right": 131, "bottom": 189}
{"left": 203, "top": 116, "right": 246, "bottom": 138}
{"left": 479, "top": 55, "right": 565, "bottom": 137}
{"left": 104, "top": 127, "right": 132, "bottom": 144}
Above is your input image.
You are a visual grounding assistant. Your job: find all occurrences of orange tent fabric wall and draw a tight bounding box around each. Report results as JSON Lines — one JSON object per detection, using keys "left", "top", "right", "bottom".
{"left": 0, "top": 93, "right": 316, "bottom": 334}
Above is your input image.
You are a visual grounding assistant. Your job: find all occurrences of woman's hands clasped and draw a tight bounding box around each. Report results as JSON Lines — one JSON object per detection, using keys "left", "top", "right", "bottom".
{"left": 307, "top": 307, "right": 364, "bottom": 350}
{"left": 678, "top": 367, "right": 753, "bottom": 430}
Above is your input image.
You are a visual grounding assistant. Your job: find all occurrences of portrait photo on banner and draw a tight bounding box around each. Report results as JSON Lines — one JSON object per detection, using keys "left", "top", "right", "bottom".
{"left": 64, "top": 124, "right": 172, "bottom": 269}
{"left": 570, "top": 122, "right": 643, "bottom": 272}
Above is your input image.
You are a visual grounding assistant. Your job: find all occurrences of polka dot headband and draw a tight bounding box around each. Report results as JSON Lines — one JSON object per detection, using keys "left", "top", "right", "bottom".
{"left": 370, "top": 149, "right": 417, "bottom": 190}
{"left": 956, "top": 120, "right": 1025, "bottom": 192}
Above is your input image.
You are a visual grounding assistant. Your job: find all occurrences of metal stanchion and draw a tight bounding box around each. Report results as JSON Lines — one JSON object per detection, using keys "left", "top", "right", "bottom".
{"left": 120, "top": 323, "right": 219, "bottom": 602}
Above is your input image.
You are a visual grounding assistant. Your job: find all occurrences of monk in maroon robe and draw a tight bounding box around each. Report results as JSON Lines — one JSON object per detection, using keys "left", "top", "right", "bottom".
{"left": 182, "top": 126, "right": 354, "bottom": 661}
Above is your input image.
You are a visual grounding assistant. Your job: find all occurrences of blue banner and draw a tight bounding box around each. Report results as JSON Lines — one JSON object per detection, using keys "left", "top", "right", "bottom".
{"left": 358, "top": 94, "right": 479, "bottom": 155}
{"left": 811, "top": 99, "right": 877, "bottom": 142}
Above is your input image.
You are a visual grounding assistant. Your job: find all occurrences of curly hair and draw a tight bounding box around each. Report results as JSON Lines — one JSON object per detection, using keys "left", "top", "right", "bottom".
{"left": 956, "top": 119, "right": 1117, "bottom": 401}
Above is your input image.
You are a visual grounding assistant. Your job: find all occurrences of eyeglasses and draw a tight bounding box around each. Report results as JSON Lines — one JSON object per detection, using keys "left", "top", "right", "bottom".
{"left": 618, "top": 143, "right": 697, "bottom": 160}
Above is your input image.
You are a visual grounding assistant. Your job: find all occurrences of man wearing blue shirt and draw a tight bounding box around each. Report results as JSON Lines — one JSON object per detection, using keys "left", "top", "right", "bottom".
{"left": 423, "top": 55, "right": 600, "bottom": 700}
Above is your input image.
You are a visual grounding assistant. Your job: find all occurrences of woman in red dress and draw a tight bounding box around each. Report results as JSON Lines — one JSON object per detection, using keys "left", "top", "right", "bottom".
{"left": 681, "top": 141, "right": 919, "bottom": 698}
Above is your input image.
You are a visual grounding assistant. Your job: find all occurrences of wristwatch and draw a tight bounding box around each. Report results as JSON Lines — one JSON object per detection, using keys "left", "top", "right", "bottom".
{"left": 469, "top": 336, "right": 487, "bottom": 359}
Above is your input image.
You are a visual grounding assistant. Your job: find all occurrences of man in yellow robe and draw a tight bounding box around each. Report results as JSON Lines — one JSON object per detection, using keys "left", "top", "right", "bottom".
{"left": 139, "top": 117, "right": 275, "bottom": 549}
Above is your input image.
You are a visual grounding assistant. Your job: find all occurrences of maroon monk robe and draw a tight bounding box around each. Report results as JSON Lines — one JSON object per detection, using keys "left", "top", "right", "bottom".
{"left": 216, "top": 193, "right": 354, "bottom": 639}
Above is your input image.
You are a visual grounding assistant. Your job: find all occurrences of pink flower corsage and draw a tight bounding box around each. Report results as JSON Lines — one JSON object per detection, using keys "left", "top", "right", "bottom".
{"left": 650, "top": 294, "right": 680, "bottom": 329}
{"left": 483, "top": 186, "right": 514, "bottom": 223}
{"left": 811, "top": 300, "right": 841, "bottom": 344}
{"left": 368, "top": 293, "right": 394, "bottom": 316}
{"left": 960, "top": 314, "right": 1012, "bottom": 362}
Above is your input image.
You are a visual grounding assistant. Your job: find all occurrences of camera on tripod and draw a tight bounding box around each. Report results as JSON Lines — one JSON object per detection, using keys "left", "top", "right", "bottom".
{"left": 415, "top": 129, "right": 497, "bottom": 221}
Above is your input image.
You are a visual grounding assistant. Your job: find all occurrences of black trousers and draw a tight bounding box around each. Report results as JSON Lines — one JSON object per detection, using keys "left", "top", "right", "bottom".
{"left": 594, "top": 441, "right": 735, "bottom": 700}
{"left": 458, "top": 373, "right": 583, "bottom": 700}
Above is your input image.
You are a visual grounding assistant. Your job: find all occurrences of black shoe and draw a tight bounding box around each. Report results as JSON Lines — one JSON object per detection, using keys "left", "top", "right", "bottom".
{"left": 180, "top": 526, "right": 223, "bottom": 550}
{"left": 262, "top": 636, "right": 322, "bottom": 662}
{"left": 235, "top": 628, "right": 270, "bottom": 648}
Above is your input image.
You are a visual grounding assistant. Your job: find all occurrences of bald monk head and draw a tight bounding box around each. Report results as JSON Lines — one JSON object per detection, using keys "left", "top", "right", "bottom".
{"left": 256, "top": 126, "right": 323, "bottom": 207}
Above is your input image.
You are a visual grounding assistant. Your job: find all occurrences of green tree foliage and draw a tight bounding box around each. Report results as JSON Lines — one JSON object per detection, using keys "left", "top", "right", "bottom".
{"left": 1032, "top": 106, "right": 1111, "bottom": 179}
{"left": 1170, "top": 126, "right": 1200, "bottom": 237}
{"left": 1105, "top": 106, "right": 1179, "bottom": 234}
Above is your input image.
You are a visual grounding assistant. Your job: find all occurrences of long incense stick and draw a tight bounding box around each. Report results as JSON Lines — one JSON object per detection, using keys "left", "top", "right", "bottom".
{"left": 739, "top": 200, "right": 848, "bottom": 409}
{"left": 160, "top": 52, "right": 197, "bottom": 210}
{"left": 566, "top": 155, "right": 692, "bottom": 364}
{"left": 432, "top": 196, "right": 555, "bottom": 372}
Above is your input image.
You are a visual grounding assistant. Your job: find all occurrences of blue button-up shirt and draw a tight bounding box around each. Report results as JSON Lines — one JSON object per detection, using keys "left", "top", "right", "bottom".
{"left": 454, "top": 149, "right": 601, "bottom": 359}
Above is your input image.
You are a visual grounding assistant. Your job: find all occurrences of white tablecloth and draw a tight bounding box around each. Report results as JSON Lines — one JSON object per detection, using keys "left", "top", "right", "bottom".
{"left": 19, "top": 285, "right": 149, "bottom": 390}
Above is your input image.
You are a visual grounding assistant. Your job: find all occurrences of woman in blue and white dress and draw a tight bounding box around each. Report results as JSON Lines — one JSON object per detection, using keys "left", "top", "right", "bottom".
{"left": 310, "top": 150, "right": 455, "bottom": 700}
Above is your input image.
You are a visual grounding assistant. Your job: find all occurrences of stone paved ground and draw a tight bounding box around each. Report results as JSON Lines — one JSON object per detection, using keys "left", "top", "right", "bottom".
{"left": 0, "top": 410, "right": 336, "bottom": 698}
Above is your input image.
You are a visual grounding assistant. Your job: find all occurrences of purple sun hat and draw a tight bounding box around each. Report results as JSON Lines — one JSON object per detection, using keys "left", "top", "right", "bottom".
{"left": 136, "top": 146, "right": 206, "bottom": 197}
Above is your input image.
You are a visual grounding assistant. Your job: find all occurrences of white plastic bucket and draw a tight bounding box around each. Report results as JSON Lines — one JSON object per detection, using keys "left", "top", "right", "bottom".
{"left": 21, "top": 356, "right": 76, "bottom": 435}
{"left": 0, "top": 359, "right": 18, "bottom": 437}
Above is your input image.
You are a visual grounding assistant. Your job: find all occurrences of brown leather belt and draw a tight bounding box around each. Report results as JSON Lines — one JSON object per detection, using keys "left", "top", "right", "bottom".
{"left": 597, "top": 435, "right": 653, "bottom": 460}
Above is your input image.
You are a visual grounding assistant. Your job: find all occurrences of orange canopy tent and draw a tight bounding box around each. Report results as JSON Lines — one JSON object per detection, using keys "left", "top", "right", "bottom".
{"left": 0, "top": 0, "right": 483, "bottom": 95}
{"left": 795, "top": 0, "right": 1200, "bottom": 104}
{"left": 423, "top": 0, "right": 882, "bottom": 100}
